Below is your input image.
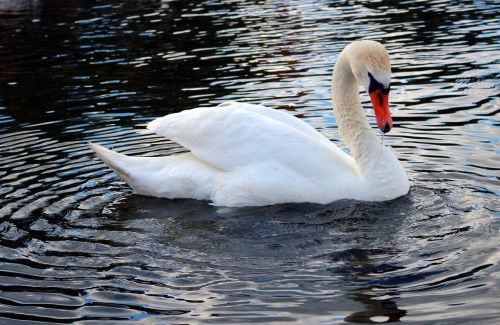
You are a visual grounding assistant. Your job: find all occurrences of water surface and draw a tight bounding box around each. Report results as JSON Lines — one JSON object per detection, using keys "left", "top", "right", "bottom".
{"left": 0, "top": 0, "right": 499, "bottom": 324}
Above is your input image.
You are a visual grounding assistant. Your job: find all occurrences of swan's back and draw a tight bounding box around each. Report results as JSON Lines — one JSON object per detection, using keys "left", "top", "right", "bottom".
{"left": 91, "top": 102, "right": 363, "bottom": 207}
{"left": 148, "top": 102, "right": 357, "bottom": 178}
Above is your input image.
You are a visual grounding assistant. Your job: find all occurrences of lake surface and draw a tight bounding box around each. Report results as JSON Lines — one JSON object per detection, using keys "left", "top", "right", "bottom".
{"left": 0, "top": 0, "right": 499, "bottom": 324}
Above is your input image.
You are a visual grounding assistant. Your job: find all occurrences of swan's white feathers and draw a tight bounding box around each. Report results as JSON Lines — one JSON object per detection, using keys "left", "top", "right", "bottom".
{"left": 147, "top": 102, "right": 356, "bottom": 175}
{"left": 90, "top": 102, "right": 364, "bottom": 206}
{"left": 215, "top": 102, "right": 332, "bottom": 145}
{"left": 90, "top": 40, "right": 410, "bottom": 207}
{"left": 89, "top": 143, "right": 217, "bottom": 200}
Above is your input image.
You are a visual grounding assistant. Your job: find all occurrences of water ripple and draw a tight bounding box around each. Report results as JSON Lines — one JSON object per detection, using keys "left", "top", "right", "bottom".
{"left": 0, "top": 0, "right": 499, "bottom": 324}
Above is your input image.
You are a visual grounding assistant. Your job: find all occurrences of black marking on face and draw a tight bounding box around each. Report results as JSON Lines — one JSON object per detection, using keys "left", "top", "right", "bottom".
{"left": 368, "top": 72, "right": 390, "bottom": 94}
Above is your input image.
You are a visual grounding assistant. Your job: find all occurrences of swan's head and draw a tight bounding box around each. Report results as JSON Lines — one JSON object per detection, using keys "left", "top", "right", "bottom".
{"left": 348, "top": 40, "right": 392, "bottom": 133}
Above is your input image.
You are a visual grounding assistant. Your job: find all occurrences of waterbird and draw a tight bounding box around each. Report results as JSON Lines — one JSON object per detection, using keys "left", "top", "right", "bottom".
{"left": 90, "top": 40, "right": 409, "bottom": 207}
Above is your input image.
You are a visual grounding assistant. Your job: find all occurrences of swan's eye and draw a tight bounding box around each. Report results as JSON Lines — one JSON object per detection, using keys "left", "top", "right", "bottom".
{"left": 368, "top": 72, "right": 390, "bottom": 94}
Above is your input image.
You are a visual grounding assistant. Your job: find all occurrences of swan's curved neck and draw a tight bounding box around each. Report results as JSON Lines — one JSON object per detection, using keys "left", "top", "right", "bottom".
{"left": 332, "top": 51, "right": 380, "bottom": 177}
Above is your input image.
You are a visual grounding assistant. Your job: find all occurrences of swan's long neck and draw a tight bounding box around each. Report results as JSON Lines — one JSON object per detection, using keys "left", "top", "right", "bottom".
{"left": 332, "top": 51, "right": 380, "bottom": 178}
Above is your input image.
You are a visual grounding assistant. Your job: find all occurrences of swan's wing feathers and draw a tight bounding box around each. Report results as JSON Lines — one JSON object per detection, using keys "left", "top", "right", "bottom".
{"left": 147, "top": 102, "right": 354, "bottom": 173}
{"left": 216, "top": 102, "right": 331, "bottom": 145}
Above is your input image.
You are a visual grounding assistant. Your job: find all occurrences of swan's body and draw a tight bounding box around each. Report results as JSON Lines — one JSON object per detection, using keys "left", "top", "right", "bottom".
{"left": 90, "top": 40, "right": 409, "bottom": 207}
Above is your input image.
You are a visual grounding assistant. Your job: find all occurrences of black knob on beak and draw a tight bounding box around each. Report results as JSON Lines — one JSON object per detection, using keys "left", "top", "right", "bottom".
{"left": 383, "top": 122, "right": 391, "bottom": 134}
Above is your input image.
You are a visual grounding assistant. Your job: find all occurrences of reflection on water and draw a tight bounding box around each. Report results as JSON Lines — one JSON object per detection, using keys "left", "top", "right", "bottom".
{"left": 0, "top": 0, "right": 499, "bottom": 323}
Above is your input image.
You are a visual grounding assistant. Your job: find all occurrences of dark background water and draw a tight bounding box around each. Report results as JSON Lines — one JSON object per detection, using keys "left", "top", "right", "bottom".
{"left": 0, "top": 0, "right": 499, "bottom": 324}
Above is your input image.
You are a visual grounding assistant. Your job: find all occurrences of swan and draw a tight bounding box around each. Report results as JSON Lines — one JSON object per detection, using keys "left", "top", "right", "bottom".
{"left": 89, "top": 40, "right": 409, "bottom": 207}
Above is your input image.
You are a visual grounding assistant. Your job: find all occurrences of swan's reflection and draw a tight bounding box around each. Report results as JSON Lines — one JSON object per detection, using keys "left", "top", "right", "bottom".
{"left": 105, "top": 193, "right": 411, "bottom": 322}
{"left": 339, "top": 249, "right": 407, "bottom": 323}
{"left": 345, "top": 293, "right": 406, "bottom": 323}
{"left": 316, "top": 195, "right": 410, "bottom": 323}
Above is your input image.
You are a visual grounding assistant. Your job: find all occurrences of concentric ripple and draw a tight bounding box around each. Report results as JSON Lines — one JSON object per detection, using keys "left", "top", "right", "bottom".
{"left": 0, "top": 0, "right": 499, "bottom": 324}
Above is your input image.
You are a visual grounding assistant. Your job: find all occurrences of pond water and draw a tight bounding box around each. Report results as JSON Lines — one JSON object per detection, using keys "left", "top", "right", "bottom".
{"left": 0, "top": 0, "right": 499, "bottom": 324}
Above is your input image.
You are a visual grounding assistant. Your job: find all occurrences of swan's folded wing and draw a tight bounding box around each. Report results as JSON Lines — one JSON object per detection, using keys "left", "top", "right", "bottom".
{"left": 147, "top": 103, "right": 355, "bottom": 175}
{"left": 216, "top": 102, "right": 332, "bottom": 146}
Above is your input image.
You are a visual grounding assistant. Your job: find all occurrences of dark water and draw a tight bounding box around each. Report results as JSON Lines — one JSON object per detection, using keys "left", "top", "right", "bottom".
{"left": 0, "top": 0, "right": 499, "bottom": 323}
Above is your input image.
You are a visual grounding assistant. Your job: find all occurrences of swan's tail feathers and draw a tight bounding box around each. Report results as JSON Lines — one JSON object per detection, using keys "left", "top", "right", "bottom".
{"left": 89, "top": 142, "right": 218, "bottom": 200}
{"left": 88, "top": 142, "right": 137, "bottom": 184}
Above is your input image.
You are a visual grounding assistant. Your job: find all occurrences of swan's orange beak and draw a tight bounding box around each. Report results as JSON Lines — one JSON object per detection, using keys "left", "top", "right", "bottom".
{"left": 370, "top": 89, "right": 392, "bottom": 133}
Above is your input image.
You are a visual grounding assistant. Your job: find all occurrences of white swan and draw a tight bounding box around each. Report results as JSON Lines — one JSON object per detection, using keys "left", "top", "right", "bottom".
{"left": 90, "top": 40, "right": 409, "bottom": 207}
